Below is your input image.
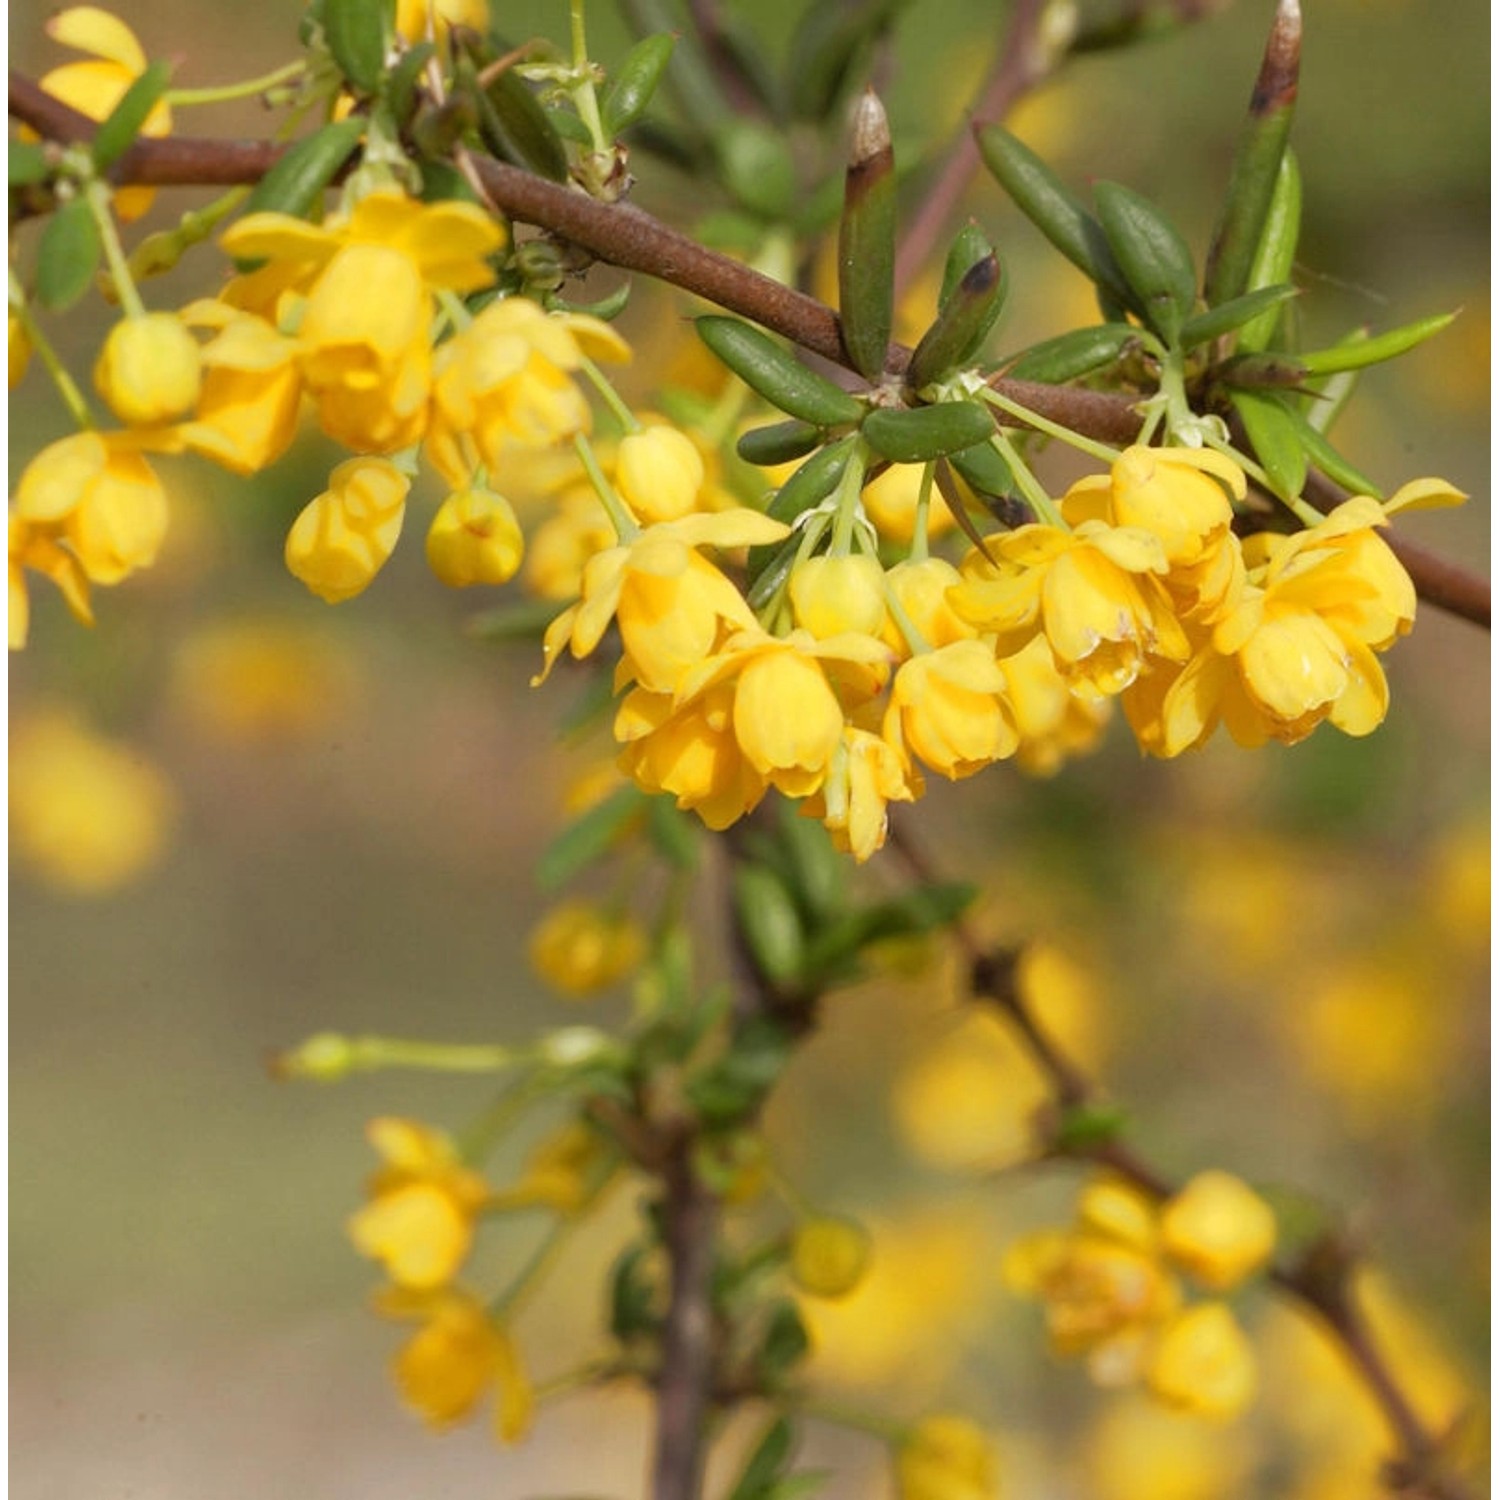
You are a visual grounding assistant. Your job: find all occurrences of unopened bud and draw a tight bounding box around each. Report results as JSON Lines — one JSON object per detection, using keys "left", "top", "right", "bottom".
{"left": 790, "top": 1215, "right": 872, "bottom": 1299}
{"left": 94, "top": 313, "right": 202, "bottom": 426}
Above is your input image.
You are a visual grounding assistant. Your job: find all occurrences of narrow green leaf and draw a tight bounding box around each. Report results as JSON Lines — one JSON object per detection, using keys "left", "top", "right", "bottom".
{"left": 1237, "top": 150, "right": 1301, "bottom": 353}
{"left": 948, "top": 438, "right": 1015, "bottom": 504}
{"left": 1093, "top": 181, "right": 1197, "bottom": 344}
{"left": 474, "top": 64, "right": 570, "bottom": 182}
{"left": 837, "top": 89, "right": 895, "bottom": 381}
{"left": 907, "top": 249, "right": 1007, "bottom": 389}
{"left": 787, "top": 0, "right": 904, "bottom": 122}
{"left": 727, "top": 1417, "right": 794, "bottom": 1500}
{"left": 737, "top": 420, "right": 823, "bottom": 467}
{"left": 1003, "top": 323, "right": 1138, "bottom": 383}
{"left": 537, "top": 785, "right": 647, "bottom": 890}
{"left": 733, "top": 864, "right": 806, "bottom": 988}
{"left": 386, "top": 41, "right": 435, "bottom": 125}
{"left": 1298, "top": 312, "right": 1456, "bottom": 375}
{"left": 716, "top": 121, "right": 797, "bottom": 219}
{"left": 1179, "top": 284, "right": 1298, "bottom": 350}
{"left": 861, "top": 402, "right": 995, "bottom": 463}
{"left": 759, "top": 1300, "right": 810, "bottom": 1377}
{"left": 697, "top": 317, "right": 864, "bottom": 426}
{"left": 973, "top": 124, "right": 1135, "bottom": 311}
{"left": 548, "top": 281, "right": 632, "bottom": 321}
{"left": 244, "top": 118, "right": 365, "bottom": 219}
{"left": 1204, "top": 0, "right": 1301, "bottom": 306}
{"left": 1232, "top": 388, "right": 1306, "bottom": 502}
{"left": 604, "top": 33, "right": 676, "bottom": 134}
{"left": 544, "top": 107, "right": 596, "bottom": 146}
{"left": 9, "top": 140, "right": 51, "bottom": 187}
{"left": 91, "top": 59, "right": 171, "bottom": 171}
{"left": 1285, "top": 408, "right": 1383, "bottom": 500}
{"left": 418, "top": 158, "right": 479, "bottom": 204}
{"left": 747, "top": 436, "right": 857, "bottom": 584}
{"left": 34, "top": 196, "right": 102, "bottom": 312}
{"left": 938, "top": 223, "right": 993, "bottom": 309}
{"left": 323, "top": 0, "right": 391, "bottom": 94}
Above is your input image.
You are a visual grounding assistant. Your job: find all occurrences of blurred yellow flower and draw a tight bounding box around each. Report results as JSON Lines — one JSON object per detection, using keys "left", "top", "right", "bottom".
{"left": 488, "top": 1120, "right": 612, "bottom": 1214}
{"left": 1145, "top": 1301, "right": 1257, "bottom": 1420}
{"left": 9, "top": 711, "right": 175, "bottom": 895}
{"left": 529, "top": 899, "right": 646, "bottom": 997}
{"left": 394, "top": 0, "right": 487, "bottom": 42}
{"left": 1159, "top": 1171, "right": 1277, "bottom": 1291}
{"left": 348, "top": 1117, "right": 490, "bottom": 1290}
{"left": 1085, "top": 1398, "right": 1252, "bottom": 1500}
{"left": 896, "top": 1414, "right": 998, "bottom": 1500}
{"left": 790, "top": 1215, "right": 873, "bottom": 1300}
{"left": 378, "top": 1286, "right": 533, "bottom": 1442}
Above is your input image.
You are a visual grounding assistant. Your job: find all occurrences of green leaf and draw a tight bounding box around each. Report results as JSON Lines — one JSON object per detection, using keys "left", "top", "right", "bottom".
{"left": 1282, "top": 406, "right": 1382, "bottom": 499}
{"left": 948, "top": 437, "right": 1015, "bottom": 504}
{"left": 537, "top": 785, "right": 647, "bottom": 890}
{"left": 244, "top": 118, "right": 366, "bottom": 219}
{"left": 732, "top": 864, "right": 806, "bottom": 989}
{"left": 907, "top": 247, "right": 1007, "bottom": 390}
{"left": 787, "top": 0, "right": 905, "bottom": 122}
{"left": 861, "top": 402, "right": 995, "bottom": 463}
{"left": 696, "top": 317, "right": 864, "bottom": 427}
{"left": 727, "top": 1417, "right": 794, "bottom": 1500}
{"left": 737, "top": 420, "right": 824, "bottom": 468}
{"left": 974, "top": 124, "right": 1135, "bottom": 311}
{"left": 1298, "top": 312, "right": 1457, "bottom": 375}
{"left": 418, "top": 157, "right": 479, "bottom": 204}
{"left": 544, "top": 107, "right": 596, "bottom": 146}
{"left": 1232, "top": 389, "right": 1306, "bottom": 503}
{"left": 323, "top": 0, "right": 392, "bottom": 94}
{"left": 747, "top": 436, "right": 857, "bottom": 586}
{"left": 9, "top": 140, "right": 50, "bottom": 187}
{"left": 473, "top": 63, "right": 570, "bottom": 183}
{"left": 645, "top": 796, "right": 700, "bottom": 871}
{"left": 1003, "top": 323, "right": 1138, "bottom": 383}
{"left": 604, "top": 33, "right": 676, "bottom": 134}
{"left": 1053, "top": 1103, "right": 1130, "bottom": 1150}
{"left": 1237, "top": 150, "right": 1301, "bottom": 353}
{"left": 91, "top": 59, "right": 171, "bottom": 171}
{"left": 548, "top": 281, "right": 632, "bottom": 321}
{"left": 759, "top": 1300, "right": 810, "bottom": 1378}
{"left": 35, "top": 196, "right": 102, "bottom": 313}
{"left": 609, "top": 1244, "right": 659, "bottom": 1341}
{"left": 386, "top": 41, "right": 435, "bottom": 125}
{"left": 1093, "top": 180, "right": 1197, "bottom": 343}
{"left": 1179, "top": 283, "right": 1298, "bottom": 350}
{"left": 774, "top": 803, "right": 844, "bottom": 924}
{"left": 716, "top": 121, "right": 798, "bottom": 220}
{"left": 837, "top": 89, "right": 895, "bottom": 381}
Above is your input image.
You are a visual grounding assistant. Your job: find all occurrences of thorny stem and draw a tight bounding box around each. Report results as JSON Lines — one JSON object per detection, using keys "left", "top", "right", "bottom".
{"left": 4, "top": 56, "right": 1491, "bottom": 631}
{"left": 884, "top": 812, "right": 1478, "bottom": 1500}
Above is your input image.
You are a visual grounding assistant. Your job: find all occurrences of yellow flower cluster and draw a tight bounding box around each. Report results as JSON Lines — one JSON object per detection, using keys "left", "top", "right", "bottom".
{"left": 1005, "top": 1172, "right": 1276, "bottom": 1420}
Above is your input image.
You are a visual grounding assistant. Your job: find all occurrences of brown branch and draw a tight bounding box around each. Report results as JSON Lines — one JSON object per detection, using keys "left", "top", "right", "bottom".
{"left": 9, "top": 68, "right": 1489, "bottom": 633}
{"left": 886, "top": 812, "right": 1478, "bottom": 1500}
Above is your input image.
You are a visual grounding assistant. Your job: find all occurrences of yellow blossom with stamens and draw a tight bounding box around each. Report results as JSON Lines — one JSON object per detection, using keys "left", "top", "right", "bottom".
{"left": 425, "top": 486, "right": 524, "bottom": 587}
{"left": 884, "top": 639, "right": 1020, "bottom": 780}
{"left": 1146, "top": 1302, "right": 1258, "bottom": 1421}
{"left": 348, "top": 1117, "right": 490, "bottom": 1291}
{"left": 284, "top": 456, "right": 410, "bottom": 603}
{"left": 377, "top": 1287, "right": 533, "bottom": 1442}
{"left": 39, "top": 9, "right": 171, "bottom": 221}
{"left": 175, "top": 301, "right": 303, "bottom": 475}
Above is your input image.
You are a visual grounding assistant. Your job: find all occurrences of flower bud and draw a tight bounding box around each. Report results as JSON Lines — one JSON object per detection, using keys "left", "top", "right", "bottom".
{"left": 425, "top": 486, "right": 524, "bottom": 587}
{"left": 94, "top": 313, "right": 203, "bottom": 426}
{"left": 1146, "top": 1302, "right": 1257, "bottom": 1420}
{"left": 272, "top": 1030, "right": 357, "bottom": 1081}
{"left": 790, "top": 553, "right": 888, "bottom": 639}
{"left": 614, "top": 424, "right": 705, "bottom": 524}
{"left": 1160, "top": 1170, "right": 1276, "bottom": 1290}
{"left": 791, "top": 1215, "right": 873, "bottom": 1299}
{"left": 896, "top": 1414, "right": 998, "bottom": 1500}
{"left": 529, "top": 900, "right": 646, "bottom": 997}
{"left": 285, "top": 457, "right": 409, "bottom": 603}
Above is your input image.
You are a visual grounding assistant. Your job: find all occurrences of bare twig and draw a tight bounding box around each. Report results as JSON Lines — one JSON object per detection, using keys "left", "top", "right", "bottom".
{"left": 8, "top": 69, "right": 1489, "bottom": 633}
{"left": 886, "top": 812, "right": 1478, "bottom": 1500}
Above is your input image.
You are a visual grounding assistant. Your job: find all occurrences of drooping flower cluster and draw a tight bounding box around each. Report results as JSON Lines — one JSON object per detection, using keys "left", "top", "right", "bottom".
{"left": 1005, "top": 1171, "right": 1277, "bottom": 1420}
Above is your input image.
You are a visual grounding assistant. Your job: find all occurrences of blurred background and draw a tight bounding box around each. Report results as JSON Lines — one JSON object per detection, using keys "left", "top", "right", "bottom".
{"left": 9, "top": 0, "right": 1489, "bottom": 1496}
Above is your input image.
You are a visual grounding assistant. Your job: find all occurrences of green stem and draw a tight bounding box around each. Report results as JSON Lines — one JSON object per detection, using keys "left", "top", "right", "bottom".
{"left": 909, "top": 461, "right": 934, "bottom": 562}
{"left": 988, "top": 428, "right": 1067, "bottom": 529}
{"left": 578, "top": 352, "right": 642, "bottom": 434}
{"left": 829, "top": 444, "right": 869, "bottom": 556}
{"left": 10, "top": 273, "right": 95, "bottom": 428}
{"left": 165, "top": 60, "right": 307, "bottom": 107}
{"left": 353, "top": 1036, "right": 518, "bottom": 1072}
{"left": 84, "top": 180, "right": 146, "bottom": 319}
{"left": 458, "top": 1076, "right": 542, "bottom": 1166}
{"left": 1203, "top": 431, "right": 1324, "bottom": 527}
{"left": 575, "top": 432, "right": 640, "bottom": 540}
{"left": 978, "top": 385, "right": 1121, "bottom": 465}
{"left": 568, "top": 0, "right": 610, "bottom": 154}
{"left": 491, "top": 1166, "right": 620, "bottom": 1318}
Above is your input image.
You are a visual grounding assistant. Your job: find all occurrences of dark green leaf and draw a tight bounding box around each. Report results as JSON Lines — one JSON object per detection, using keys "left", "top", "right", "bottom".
{"left": 474, "top": 64, "right": 569, "bottom": 182}
{"left": 418, "top": 158, "right": 480, "bottom": 204}
{"left": 732, "top": 865, "right": 806, "bottom": 989}
{"left": 697, "top": 317, "right": 864, "bottom": 426}
{"left": 604, "top": 33, "right": 676, "bottom": 134}
{"left": 787, "top": 0, "right": 905, "bottom": 122}
{"left": 727, "top": 1417, "right": 794, "bottom": 1500}
{"left": 759, "top": 1300, "right": 810, "bottom": 1378}
{"left": 544, "top": 107, "right": 596, "bottom": 146}
{"left": 91, "top": 60, "right": 171, "bottom": 171}
{"left": 861, "top": 402, "right": 995, "bottom": 463}
{"left": 948, "top": 438, "right": 1015, "bottom": 504}
{"left": 386, "top": 41, "right": 435, "bottom": 124}
{"left": 9, "top": 140, "right": 50, "bottom": 187}
{"left": 35, "top": 196, "right": 101, "bottom": 313}
{"left": 609, "top": 1244, "right": 659, "bottom": 1340}
{"left": 1283, "top": 407, "right": 1383, "bottom": 498}
{"left": 537, "top": 785, "right": 647, "bottom": 890}
{"left": 748, "top": 436, "right": 857, "bottom": 586}
{"left": 323, "top": 0, "right": 392, "bottom": 94}
{"left": 1003, "top": 323, "right": 1138, "bottom": 383}
{"left": 245, "top": 118, "right": 365, "bottom": 219}
{"left": 907, "top": 248, "right": 1007, "bottom": 389}
{"left": 837, "top": 89, "right": 895, "bottom": 381}
{"left": 1231, "top": 389, "right": 1306, "bottom": 503}
{"left": 1179, "top": 284, "right": 1298, "bottom": 350}
{"left": 1093, "top": 180, "right": 1197, "bottom": 343}
{"left": 1237, "top": 150, "right": 1301, "bottom": 353}
{"left": 737, "top": 420, "right": 823, "bottom": 468}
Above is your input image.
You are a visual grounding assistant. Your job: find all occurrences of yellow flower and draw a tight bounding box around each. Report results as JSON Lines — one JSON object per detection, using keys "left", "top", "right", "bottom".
{"left": 896, "top": 1415, "right": 998, "bottom": 1500}
{"left": 426, "top": 297, "right": 628, "bottom": 489}
{"left": 884, "top": 639, "right": 1019, "bottom": 779}
{"left": 9, "top": 311, "right": 30, "bottom": 388}
{"left": 284, "top": 456, "right": 410, "bottom": 603}
{"left": 1150, "top": 499, "right": 1416, "bottom": 754}
{"left": 1146, "top": 1302, "right": 1257, "bottom": 1421}
{"left": 1086, "top": 1397, "right": 1253, "bottom": 1500}
{"left": 394, "top": 0, "right": 488, "bottom": 42}
{"left": 378, "top": 1287, "right": 533, "bottom": 1442}
{"left": 881, "top": 557, "right": 975, "bottom": 655}
{"left": 12, "top": 429, "right": 173, "bottom": 585}
{"left": 40, "top": 9, "right": 171, "bottom": 221}
{"left": 176, "top": 301, "right": 303, "bottom": 475}
{"left": 615, "top": 421, "right": 706, "bottom": 524}
{"left": 790, "top": 553, "right": 889, "bottom": 640}
{"left": 94, "top": 313, "right": 202, "bottom": 428}
{"left": 488, "top": 1121, "right": 612, "bottom": 1214}
{"left": 861, "top": 462, "right": 957, "bottom": 545}
{"left": 348, "top": 1117, "right": 490, "bottom": 1290}
{"left": 951, "top": 521, "right": 1190, "bottom": 694}
{"left": 523, "top": 485, "right": 615, "bottom": 601}
{"left": 9, "top": 514, "right": 92, "bottom": 649}
{"left": 535, "top": 509, "right": 788, "bottom": 692}
{"left": 9, "top": 710, "right": 175, "bottom": 894}
{"left": 790, "top": 1216, "right": 873, "bottom": 1300}
{"left": 1159, "top": 1171, "right": 1277, "bottom": 1291}
{"left": 801, "top": 724, "right": 917, "bottom": 862}
{"left": 425, "top": 486, "right": 524, "bottom": 587}
{"left": 528, "top": 899, "right": 646, "bottom": 996}
{"left": 995, "top": 636, "right": 1111, "bottom": 776}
